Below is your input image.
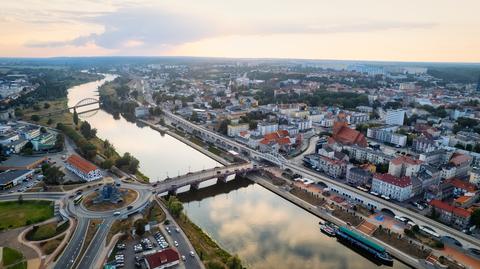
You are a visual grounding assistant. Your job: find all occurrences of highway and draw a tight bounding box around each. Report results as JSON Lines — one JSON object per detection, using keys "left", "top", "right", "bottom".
{"left": 164, "top": 109, "right": 480, "bottom": 250}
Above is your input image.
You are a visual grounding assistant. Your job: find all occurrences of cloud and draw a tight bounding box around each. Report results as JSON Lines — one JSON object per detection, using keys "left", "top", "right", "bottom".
{"left": 26, "top": 7, "right": 220, "bottom": 50}
{"left": 24, "top": 6, "right": 436, "bottom": 51}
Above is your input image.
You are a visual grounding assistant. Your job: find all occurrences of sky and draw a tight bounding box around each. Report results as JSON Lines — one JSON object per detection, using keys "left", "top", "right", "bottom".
{"left": 1, "top": 0, "right": 480, "bottom": 62}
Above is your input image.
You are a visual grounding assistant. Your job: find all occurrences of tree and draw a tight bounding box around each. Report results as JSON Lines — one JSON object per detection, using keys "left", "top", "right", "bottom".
{"left": 471, "top": 209, "right": 480, "bottom": 227}
{"left": 42, "top": 165, "right": 65, "bottom": 185}
{"left": 43, "top": 103, "right": 50, "bottom": 109}
{"left": 21, "top": 142, "right": 34, "bottom": 155}
{"left": 47, "top": 118, "right": 53, "bottom": 125}
{"left": 134, "top": 219, "right": 148, "bottom": 236}
{"left": 30, "top": 115, "right": 40, "bottom": 122}
{"left": 73, "top": 108, "right": 79, "bottom": 125}
{"left": 80, "top": 121, "right": 96, "bottom": 139}
{"left": 166, "top": 196, "right": 184, "bottom": 218}
{"left": 218, "top": 119, "right": 231, "bottom": 135}
{"left": 55, "top": 134, "right": 64, "bottom": 150}
{"left": 227, "top": 255, "right": 242, "bottom": 269}
{"left": 40, "top": 127, "right": 47, "bottom": 133}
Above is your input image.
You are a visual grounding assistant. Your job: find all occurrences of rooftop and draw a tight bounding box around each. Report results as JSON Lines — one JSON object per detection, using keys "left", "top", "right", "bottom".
{"left": 0, "top": 169, "right": 32, "bottom": 185}
{"left": 429, "top": 199, "right": 472, "bottom": 218}
{"left": 374, "top": 173, "right": 412, "bottom": 188}
{"left": 144, "top": 248, "right": 179, "bottom": 268}
{"left": 66, "top": 154, "right": 98, "bottom": 174}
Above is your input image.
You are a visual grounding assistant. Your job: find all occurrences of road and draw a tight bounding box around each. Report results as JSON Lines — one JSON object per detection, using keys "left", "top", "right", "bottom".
{"left": 156, "top": 199, "right": 204, "bottom": 269}
{"left": 164, "top": 109, "right": 480, "bottom": 250}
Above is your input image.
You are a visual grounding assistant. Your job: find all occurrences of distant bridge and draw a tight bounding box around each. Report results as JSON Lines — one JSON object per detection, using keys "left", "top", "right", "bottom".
{"left": 42, "top": 98, "right": 101, "bottom": 117}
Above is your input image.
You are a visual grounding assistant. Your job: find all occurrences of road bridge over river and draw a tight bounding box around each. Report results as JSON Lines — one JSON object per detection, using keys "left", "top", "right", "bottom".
{"left": 153, "top": 162, "right": 256, "bottom": 194}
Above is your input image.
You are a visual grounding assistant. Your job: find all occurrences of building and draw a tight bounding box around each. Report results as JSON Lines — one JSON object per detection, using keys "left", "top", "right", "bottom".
{"left": 470, "top": 168, "right": 480, "bottom": 185}
{"left": 371, "top": 173, "right": 412, "bottom": 201}
{"left": 388, "top": 156, "right": 422, "bottom": 177}
{"left": 385, "top": 109, "right": 406, "bottom": 126}
{"left": 318, "top": 156, "right": 347, "bottom": 179}
{"left": 65, "top": 154, "right": 102, "bottom": 181}
{"left": 329, "top": 122, "right": 368, "bottom": 147}
{"left": 347, "top": 145, "right": 393, "bottom": 165}
{"left": 367, "top": 126, "right": 407, "bottom": 147}
{"left": 31, "top": 132, "right": 56, "bottom": 151}
{"left": 0, "top": 155, "right": 47, "bottom": 170}
{"left": 429, "top": 199, "right": 472, "bottom": 229}
{"left": 257, "top": 122, "right": 278, "bottom": 136}
{"left": 227, "top": 123, "right": 249, "bottom": 137}
{"left": 144, "top": 248, "right": 180, "bottom": 269}
{"left": 346, "top": 165, "right": 372, "bottom": 186}
{"left": 135, "top": 106, "right": 150, "bottom": 118}
{"left": 0, "top": 169, "right": 34, "bottom": 190}
{"left": 412, "top": 136, "right": 437, "bottom": 153}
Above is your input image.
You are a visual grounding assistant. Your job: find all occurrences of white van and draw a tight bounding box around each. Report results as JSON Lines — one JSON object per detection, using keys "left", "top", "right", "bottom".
{"left": 113, "top": 211, "right": 121, "bottom": 216}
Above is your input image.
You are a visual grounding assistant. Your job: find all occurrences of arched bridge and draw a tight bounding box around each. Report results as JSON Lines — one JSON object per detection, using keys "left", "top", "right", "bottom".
{"left": 43, "top": 98, "right": 101, "bottom": 117}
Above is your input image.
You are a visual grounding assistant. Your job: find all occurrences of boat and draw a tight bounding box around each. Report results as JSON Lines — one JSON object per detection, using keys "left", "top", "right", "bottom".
{"left": 335, "top": 226, "right": 393, "bottom": 266}
{"left": 320, "top": 224, "right": 337, "bottom": 237}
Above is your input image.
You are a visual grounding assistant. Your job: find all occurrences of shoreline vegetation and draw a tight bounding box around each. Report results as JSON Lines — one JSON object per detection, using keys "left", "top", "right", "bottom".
{"left": 19, "top": 70, "right": 241, "bottom": 267}
{"left": 18, "top": 72, "right": 149, "bottom": 182}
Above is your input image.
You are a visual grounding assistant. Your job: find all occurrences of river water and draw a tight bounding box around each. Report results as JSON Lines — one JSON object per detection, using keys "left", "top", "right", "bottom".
{"left": 67, "top": 75, "right": 410, "bottom": 269}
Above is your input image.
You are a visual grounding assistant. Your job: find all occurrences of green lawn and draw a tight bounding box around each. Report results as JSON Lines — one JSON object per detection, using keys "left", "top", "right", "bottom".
{"left": 0, "top": 200, "right": 54, "bottom": 230}
{"left": 26, "top": 221, "right": 69, "bottom": 241}
{"left": 2, "top": 247, "right": 26, "bottom": 269}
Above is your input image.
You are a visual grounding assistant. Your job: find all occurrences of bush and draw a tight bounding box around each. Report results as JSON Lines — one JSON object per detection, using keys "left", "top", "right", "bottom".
{"left": 30, "top": 115, "right": 40, "bottom": 122}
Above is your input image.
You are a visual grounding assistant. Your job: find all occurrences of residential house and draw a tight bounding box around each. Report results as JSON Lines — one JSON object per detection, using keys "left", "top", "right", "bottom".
{"left": 371, "top": 173, "right": 413, "bottom": 201}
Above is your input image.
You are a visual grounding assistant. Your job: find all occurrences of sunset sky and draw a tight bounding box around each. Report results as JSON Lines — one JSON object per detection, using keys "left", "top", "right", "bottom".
{"left": 1, "top": 0, "right": 479, "bottom": 62}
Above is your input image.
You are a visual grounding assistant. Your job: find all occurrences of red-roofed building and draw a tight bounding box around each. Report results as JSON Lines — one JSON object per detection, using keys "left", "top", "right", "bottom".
{"left": 372, "top": 173, "right": 412, "bottom": 201}
{"left": 65, "top": 154, "right": 102, "bottom": 181}
{"left": 329, "top": 122, "right": 368, "bottom": 147}
{"left": 259, "top": 130, "right": 295, "bottom": 153}
{"left": 144, "top": 248, "right": 180, "bottom": 269}
{"left": 429, "top": 199, "right": 472, "bottom": 229}
{"left": 450, "top": 178, "right": 477, "bottom": 195}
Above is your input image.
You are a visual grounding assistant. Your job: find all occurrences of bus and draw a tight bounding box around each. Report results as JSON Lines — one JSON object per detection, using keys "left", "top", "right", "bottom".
{"left": 73, "top": 194, "right": 84, "bottom": 205}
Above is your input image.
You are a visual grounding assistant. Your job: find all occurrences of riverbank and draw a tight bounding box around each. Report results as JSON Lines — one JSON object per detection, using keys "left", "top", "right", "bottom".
{"left": 247, "top": 173, "right": 421, "bottom": 268}
{"left": 138, "top": 119, "right": 231, "bottom": 166}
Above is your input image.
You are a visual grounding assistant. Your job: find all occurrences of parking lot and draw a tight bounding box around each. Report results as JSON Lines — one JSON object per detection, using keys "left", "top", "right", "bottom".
{"left": 0, "top": 172, "right": 43, "bottom": 194}
{"left": 107, "top": 222, "right": 200, "bottom": 269}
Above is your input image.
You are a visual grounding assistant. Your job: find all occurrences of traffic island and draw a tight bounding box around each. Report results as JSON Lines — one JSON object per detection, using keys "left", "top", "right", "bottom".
{"left": 82, "top": 188, "right": 138, "bottom": 212}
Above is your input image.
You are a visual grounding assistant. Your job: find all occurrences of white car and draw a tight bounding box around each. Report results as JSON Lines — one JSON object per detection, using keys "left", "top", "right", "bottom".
{"left": 189, "top": 251, "right": 195, "bottom": 257}
{"left": 174, "top": 241, "right": 179, "bottom": 247}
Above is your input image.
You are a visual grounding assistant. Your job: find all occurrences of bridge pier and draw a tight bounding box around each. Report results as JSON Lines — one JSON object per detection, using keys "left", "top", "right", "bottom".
{"left": 168, "top": 189, "right": 177, "bottom": 196}
{"left": 190, "top": 182, "right": 200, "bottom": 191}
{"left": 218, "top": 175, "right": 228, "bottom": 183}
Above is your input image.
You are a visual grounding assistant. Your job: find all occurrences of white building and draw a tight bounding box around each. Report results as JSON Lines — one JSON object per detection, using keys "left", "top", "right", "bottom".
{"left": 385, "top": 109, "right": 406, "bottom": 126}
{"left": 257, "top": 122, "right": 278, "bottom": 136}
{"left": 65, "top": 154, "right": 102, "bottom": 181}
{"left": 227, "top": 123, "right": 249, "bottom": 137}
{"left": 371, "top": 173, "right": 413, "bottom": 201}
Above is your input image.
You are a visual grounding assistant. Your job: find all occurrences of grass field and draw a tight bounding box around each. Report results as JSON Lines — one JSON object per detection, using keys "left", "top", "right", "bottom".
{"left": 39, "top": 235, "right": 65, "bottom": 255}
{"left": 83, "top": 189, "right": 138, "bottom": 212}
{"left": 2, "top": 247, "right": 27, "bottom": 269}
{"left": 0, "top": 200, "right": 54, "bottom": 230}
{"left": 26, "top": 221, "right": 69, "bottom": 241}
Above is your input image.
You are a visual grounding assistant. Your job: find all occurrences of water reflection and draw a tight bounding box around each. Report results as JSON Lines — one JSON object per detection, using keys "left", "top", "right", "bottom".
{"left": 66, "top": 75, "right": 220, "bottom": 181}
{"left": 183, "top": 183, "right": 410, "bottom": 269}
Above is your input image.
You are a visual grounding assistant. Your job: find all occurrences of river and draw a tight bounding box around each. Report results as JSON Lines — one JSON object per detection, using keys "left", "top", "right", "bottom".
{"left": 67, "top": 75, "right": 410, "bottom": 269}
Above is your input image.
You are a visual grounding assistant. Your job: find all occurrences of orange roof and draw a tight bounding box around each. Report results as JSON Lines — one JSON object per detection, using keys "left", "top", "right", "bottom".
{"left": 264, "top": 132, "right": 280, "bottom": 141}
{"left": 391, "top": 156, "right": 422, "bottom": 166}
{"left": 454, "top": 196, "right": 473, "bottom": 204}
{"left": 451, "top": 179, "right": 477, "bottom": 192}
{"left": 277, "top": 137, "right": 292, "bottom": 145}
{"left": 429, "top": 199, "right": 471, "bottom": 218}
{"left": 66, "top": 154, "right": 98, "bottom": 174}
{"left": 374, "top": 173, "right": 411, "bottom": 188}
{"left": 331, "top": 122, "right": 368, "bottom": 147}
{"left": 277, "top": 129, "right": 289, "bottom": 137}
{"left": 450, "top": 153, "right": 471, "bottom": 166}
